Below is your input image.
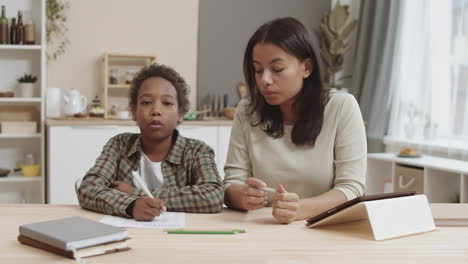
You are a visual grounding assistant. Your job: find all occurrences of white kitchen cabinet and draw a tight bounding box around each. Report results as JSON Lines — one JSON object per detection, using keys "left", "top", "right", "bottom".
{"left": 47, "top": 122, "right": 232, "bottom": 204}
{"left": 177, "top": 125, "right": 232, "bottom": 179}
{"left": 47, "top": 125, "right": 138, "bottom": 204}
{"left": 0, "top": 0, "right": 46, "bottom": 203}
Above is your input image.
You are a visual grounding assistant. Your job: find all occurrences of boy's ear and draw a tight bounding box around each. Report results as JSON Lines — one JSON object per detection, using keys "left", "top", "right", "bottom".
{"left": 177, "top": 112, "right": 183, "bottom": 123}
{"left": 303, "top": 58, "right": 313, "bottom": 78}
{"left": 132, "top": 110, "right": 137, "bottom": 121}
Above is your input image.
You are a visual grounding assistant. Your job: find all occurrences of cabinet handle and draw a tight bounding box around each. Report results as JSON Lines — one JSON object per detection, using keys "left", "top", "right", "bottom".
{"left": 398, "top": 175, "right": 416, "bottom": 188}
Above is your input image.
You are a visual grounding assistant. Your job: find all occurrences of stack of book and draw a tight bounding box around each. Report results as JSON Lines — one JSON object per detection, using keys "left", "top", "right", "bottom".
{"left": 18, "top": 216, "right": 130, "bottom": 259}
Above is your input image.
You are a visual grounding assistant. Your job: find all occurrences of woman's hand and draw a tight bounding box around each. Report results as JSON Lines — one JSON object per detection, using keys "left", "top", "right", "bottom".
{"left": 272, "top": 185, "right": 300, "bottom": 224}
{"left": 112, "top": 181, "right": 134, "bottom": 195}
{"left": 225, "top": 178, "right": 268, "bottom": 211}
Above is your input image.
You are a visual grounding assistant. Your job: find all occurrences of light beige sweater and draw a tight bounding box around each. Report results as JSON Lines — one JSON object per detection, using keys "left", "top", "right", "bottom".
{"left": 224, "top": 91, "right": 367, "bottom": 203}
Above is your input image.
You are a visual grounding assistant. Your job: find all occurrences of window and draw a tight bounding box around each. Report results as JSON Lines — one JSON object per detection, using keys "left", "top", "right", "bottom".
{"left": 388, "top": 0, "right": 468, "bottom": 145}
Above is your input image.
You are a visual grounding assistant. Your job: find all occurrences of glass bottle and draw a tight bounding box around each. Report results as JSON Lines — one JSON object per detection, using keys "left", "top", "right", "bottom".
{"left": 16, "top": 11, "right": 24, "bottom": 45}
{"left": 24, "top": 16, "right": 34, "bottom": 45}
{"left": 0, "top": 6, "right": 9, "bottom": 44}
{"left": 10, "top": 18, "right": 16, "bottom": 45}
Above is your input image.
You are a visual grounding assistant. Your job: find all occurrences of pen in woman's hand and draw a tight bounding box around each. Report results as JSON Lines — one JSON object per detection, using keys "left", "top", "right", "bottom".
{"left": 229, "top": 180, "right": 277, "bottom": 194}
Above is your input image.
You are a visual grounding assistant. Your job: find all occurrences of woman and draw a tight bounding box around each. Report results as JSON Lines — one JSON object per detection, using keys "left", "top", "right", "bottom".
{"left": 223, "top": 17, "right": 367, "bottom": 224}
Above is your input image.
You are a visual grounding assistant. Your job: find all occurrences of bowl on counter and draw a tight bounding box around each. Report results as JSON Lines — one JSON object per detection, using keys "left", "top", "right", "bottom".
{"left": 0, "top": 168, "right": 9, "bottom": 177}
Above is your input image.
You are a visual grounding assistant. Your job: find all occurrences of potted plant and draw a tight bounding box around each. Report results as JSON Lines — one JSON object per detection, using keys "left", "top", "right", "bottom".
{"left": 319, "top": 0, "right": 358, "bottom": 91}
{"left": 403, "top": 102, "right": 423, "bottom": 139}
{"left": 17, "top": 74, "right": 38, "bottom": 98}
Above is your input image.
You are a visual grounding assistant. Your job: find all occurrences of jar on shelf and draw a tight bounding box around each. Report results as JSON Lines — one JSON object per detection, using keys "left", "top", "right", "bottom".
{"left": 110, "top": 104, "right": 119, "bottom": 116}
{"left": 109, "top": 68, "right": 119, "bottom": 84}
{"left": 125, "top": 69, "right": 137, "bottom": 85}
{"left": 89, "top": 95, "right": 104, "bottom": 118}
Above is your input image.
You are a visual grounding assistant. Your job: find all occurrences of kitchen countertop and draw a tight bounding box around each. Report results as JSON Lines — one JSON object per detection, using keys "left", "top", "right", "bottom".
{"left": 46, "top": 118, "right": 233, "bottom": 126}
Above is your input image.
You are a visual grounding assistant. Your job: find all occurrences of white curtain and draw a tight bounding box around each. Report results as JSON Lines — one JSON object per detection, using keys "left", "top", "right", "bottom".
{"left": 386, "top": 0, "right": 468, "bottom": 161}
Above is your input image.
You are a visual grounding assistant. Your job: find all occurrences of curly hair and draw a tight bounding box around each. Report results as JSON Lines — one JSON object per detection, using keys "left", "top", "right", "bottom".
{"left": 129, "top": 64, "right": 190, "bottom": 115}
{"left": 243, "top": 17, "right": 329, "bottom": 146}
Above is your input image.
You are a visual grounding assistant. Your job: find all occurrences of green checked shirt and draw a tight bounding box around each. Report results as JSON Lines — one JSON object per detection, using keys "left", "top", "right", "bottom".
{"left": 77, "top": 130, "right": 224, "bottom": 217}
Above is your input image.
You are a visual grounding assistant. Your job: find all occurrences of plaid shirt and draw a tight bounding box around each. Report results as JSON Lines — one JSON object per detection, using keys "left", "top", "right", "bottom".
{"left": 77, "top": 130, "right": 224, "bottom": 217}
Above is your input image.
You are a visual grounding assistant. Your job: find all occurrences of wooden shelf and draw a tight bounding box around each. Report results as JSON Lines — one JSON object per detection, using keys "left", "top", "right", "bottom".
{"left": 102, "top": 53, "right": 157, "bottom": 119}
{"left": 108, "top": 84, "right": 131, "bottom": 89}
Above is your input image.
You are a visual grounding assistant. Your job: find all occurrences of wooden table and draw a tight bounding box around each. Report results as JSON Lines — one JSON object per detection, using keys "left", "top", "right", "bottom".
{"left": 2, "top": 204, "right": 468, "bottom": 263}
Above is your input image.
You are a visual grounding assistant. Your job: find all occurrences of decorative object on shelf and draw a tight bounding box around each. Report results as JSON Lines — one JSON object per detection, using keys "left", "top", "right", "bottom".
{"left": 109, "top": 68, "right": 119, "bottom": 84}
{"left": 423, "top": 115, "right": 438, "bottom": 141}
{"left": 0, "top": 168, "right": 9, "bottom": 177}
{"left": 116, "top": 110, "right": 129, "bottom": 120}
{"left": 21, "top": 164, "right": 40, "bottom": 177}
{"left": 0, "top": 91, "right": 14, "bottom": 97}
{"left": 63, "top": 89, "right": 87, "bottom": 117}
{"left": 89, "top": 95, "right": 104, "bottom": 118}
{"left": 46, "top": 0, "right": 70, "bottom": 61}
{"left": 319, "top": 0, "right": 358, "bottom": 90}
{"left": 236, "top": 82, "right": 248, "bottom": 100}
{"left": 403, "top": 102, "right": 423, "bottom": 139}
{"left": 24, "top": 12, "right": 35, "bottom": 45}
{"left": 20, "top": 153, "right": 39, "bottom": 177}
{"left": 125, "top": 69, "right": 137, "bottom": 85}
{"left": 16, "top": 73, "right": 37, "bottom": 98}
{"left": 223, "top": 107, "right": 236, "bottom": 120}
{"left": 10, "top": 18, "right": 16, "bottom": 44}
{"left": 0, "top": 5, "right": 9, "bottom": 44}
{"left": 110, "top": 104, "right": 119, "bottom": 116}
{"left": 16, "top": 11, "right": 24, "bottom": 45}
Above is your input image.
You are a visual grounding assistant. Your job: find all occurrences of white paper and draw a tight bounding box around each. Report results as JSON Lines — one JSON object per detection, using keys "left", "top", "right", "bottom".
{"left": 100, "top": 212, "right": 186, "bottom": 228}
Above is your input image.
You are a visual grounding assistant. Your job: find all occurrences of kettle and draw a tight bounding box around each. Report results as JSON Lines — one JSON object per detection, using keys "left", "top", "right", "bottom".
{"left": 64, "top": 89, "right": 88, "bottom": 116}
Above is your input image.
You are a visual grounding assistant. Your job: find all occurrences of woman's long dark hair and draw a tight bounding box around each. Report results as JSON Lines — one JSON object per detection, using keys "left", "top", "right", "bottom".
{"left": 243, "top": 17, "right": 329, "bottom": 146}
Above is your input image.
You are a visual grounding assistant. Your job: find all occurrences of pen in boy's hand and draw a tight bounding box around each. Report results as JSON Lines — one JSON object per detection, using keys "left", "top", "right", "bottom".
{"left": 131, "top": 170, "right": 166, "bottom": 212}
{"left": 229, "top": 180, "right": 277, "bottom": 194}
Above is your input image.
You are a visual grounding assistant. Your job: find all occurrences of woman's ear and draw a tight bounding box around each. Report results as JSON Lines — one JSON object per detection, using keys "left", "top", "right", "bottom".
{"left": 132, "top": 109, "right": 137, "bottom": 121}
{"left": 303, "top": 58, "right": 313, "bottom": 78}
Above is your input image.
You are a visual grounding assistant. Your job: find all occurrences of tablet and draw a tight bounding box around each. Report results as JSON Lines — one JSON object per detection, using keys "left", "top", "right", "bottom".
{"left": 305, "top": 191, "right": 415, "bottom": 227}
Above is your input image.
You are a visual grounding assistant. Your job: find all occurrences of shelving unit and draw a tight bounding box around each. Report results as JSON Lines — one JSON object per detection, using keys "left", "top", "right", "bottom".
{"left": 0, "top": 0, "right": 46, "bottom": 203}
{"left": 367, "top": 153, "right": 468, "bottom": 203}
{"left": 102, "top": 53, "right": 156, "bottom": 119}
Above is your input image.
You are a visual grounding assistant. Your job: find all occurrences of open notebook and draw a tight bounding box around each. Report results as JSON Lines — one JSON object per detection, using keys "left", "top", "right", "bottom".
{"left": 18, "top": 216, "right": 130, "bottom": 259}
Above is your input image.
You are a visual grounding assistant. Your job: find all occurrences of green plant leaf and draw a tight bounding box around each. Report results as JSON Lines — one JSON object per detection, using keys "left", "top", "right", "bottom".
{"left": 46, "top": 0, "right": 70, "bottom": 62}
{"left": 330, "top": 39, "right": 344, "bottom": 55}
{"left": 320, "top": 22, "right": 335, "bottom": 44}
{"left": 320, "top": 48, "right": 333, "bottom": 66}
{"left": 329, "top": 0, "right": 349, "bottom": 34}
{"left": 338, "top": 19, "right": 358, "bottom": 39}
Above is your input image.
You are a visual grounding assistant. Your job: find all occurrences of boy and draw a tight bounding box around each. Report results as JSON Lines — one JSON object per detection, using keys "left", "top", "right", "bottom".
{"left": 77, "top": 64, "right": 224, "bottom": 221}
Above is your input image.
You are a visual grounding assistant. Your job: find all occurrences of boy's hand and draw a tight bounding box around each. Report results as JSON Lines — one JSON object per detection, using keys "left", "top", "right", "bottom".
{"left": 272, "top": 185, "right": 300, "bottom": 224}
{"left": 112, "top": 181, "right": 134, "bottom": 194}
{"left": 132, "top": 197, "right": 165, "bottom": 221}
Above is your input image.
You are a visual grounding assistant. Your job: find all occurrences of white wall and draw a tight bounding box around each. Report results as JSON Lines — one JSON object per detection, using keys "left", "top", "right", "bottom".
{"left": 47, "top": 0, "right": 199, "bottom": 112}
